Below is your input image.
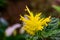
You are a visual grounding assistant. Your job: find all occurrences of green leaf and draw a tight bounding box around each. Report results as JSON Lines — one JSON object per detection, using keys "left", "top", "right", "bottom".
{"left": 52, "top": 5, "right": 60, "bottom": 13}
{"left": 41, "top": 29, "right": 60, "bottom": 38}
{"left": 45, "top": 17, "right": 59, "bottom": 31}
{"left": 41, "top": 18, "right": 60, "bottom": 38}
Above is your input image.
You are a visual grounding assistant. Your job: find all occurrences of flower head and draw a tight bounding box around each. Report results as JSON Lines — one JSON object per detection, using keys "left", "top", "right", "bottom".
{"left": 20, "top": 6, "right": 51, "bottom": 35}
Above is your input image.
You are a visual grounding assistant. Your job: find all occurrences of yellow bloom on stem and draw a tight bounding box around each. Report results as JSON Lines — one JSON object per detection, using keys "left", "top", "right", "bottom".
{"left": 20, "top": 6, "right": 51, "bottom": 35}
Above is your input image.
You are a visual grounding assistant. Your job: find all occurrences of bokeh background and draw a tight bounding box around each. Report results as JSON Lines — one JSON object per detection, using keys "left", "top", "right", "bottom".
{"left": 0, "top": 0, "right": 60, "bottom": 25}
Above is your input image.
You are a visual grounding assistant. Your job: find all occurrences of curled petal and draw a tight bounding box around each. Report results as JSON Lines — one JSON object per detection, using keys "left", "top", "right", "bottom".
{"left": 5, "top": 23, "right": 21, "bottom": 37}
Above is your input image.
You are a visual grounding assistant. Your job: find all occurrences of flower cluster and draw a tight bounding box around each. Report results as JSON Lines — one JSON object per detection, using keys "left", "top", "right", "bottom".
{"left": 20, "top": 6, "right": 51, "bottom": 35}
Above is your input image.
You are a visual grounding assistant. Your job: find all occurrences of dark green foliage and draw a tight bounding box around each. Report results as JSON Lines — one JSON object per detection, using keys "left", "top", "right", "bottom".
{"left": 0, "top": 0, "right": 7, "bottom": 7}
{"left": 45, "top": 17, "right": 59, "bottom": 31}
{"left": 0, "top": 18, "right": 8, "bottom": 40}
{"left": 0, "top": 18, "right": 8, "bottom": 30}
{"left": 0, "top": 0, "right": 7, "bottom": 12}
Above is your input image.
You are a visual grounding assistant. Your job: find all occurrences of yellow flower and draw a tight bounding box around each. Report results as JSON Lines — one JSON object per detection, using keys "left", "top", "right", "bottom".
{"left": 20, "top": 6, "right": 51, "bottom": 35}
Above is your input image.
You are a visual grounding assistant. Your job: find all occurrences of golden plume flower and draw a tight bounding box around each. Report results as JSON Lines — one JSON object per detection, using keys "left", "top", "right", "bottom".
{"left": 20, "top": 6, "right": 51, "bottom": 35}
